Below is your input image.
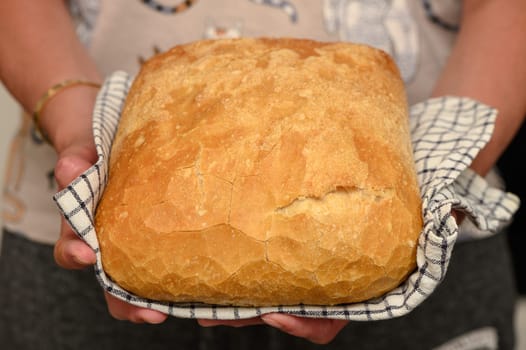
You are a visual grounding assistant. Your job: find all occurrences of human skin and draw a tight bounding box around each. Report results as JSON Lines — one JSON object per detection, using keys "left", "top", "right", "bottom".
{"left": 0, "top": 0, "right": 524, "bottom": 345}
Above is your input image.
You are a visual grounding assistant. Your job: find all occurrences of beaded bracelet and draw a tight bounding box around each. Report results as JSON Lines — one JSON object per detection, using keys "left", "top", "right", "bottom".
{"left": 32, "top": 79, "right": 101, "bottom": 144}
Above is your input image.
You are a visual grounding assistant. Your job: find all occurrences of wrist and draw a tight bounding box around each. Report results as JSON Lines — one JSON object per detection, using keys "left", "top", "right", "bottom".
{"left": 36, "top": 81, "right": 101, "bottom": 153}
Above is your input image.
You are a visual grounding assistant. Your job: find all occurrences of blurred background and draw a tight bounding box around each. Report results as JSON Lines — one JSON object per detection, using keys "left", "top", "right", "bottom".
{"left": 0, "top": 83, "right": 19, "bottom": 241}
{"left": 0, "top": 83, "right": 525, "bottom": 348}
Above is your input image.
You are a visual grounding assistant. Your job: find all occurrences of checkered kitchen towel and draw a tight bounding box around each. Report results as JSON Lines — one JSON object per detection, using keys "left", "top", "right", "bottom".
{"left": 54, "top": 71, "right": 519, "bottom": 321}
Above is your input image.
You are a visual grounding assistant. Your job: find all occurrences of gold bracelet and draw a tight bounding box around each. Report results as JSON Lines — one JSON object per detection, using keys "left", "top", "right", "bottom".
{"left": 32, "top": 79, "right": 101, "bottom": 145}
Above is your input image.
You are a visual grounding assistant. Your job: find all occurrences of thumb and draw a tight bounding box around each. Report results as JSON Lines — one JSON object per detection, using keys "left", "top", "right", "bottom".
{"left": 55, "top": 143, "right": 97, "bottom": 190}
{"left": 53, "top": 141, "right": 98, "bottom": 269}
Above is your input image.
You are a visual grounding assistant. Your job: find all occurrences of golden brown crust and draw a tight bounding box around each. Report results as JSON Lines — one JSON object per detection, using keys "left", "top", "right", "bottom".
{"left": 95, "top": 38, "right": 423, "bottom": 306}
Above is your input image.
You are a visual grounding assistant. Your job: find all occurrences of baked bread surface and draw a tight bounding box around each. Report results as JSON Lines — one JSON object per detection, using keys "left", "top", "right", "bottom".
{"left": 95, "top": 38, "right": 423, "bottom": 306}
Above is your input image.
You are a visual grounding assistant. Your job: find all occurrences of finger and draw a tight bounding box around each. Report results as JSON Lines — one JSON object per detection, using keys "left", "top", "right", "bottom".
{"left": 197, "top": 317, "right": 264, "bottom": 328}
{"left": 54, "top": 151, "right": 96, "bottom": 190}
{"left": 54, "top": 220, "right": 96, "bottom": 269}
{"left": 104, "top": 292, "right": 168, "bottom": 324}
{"left": 261, "top": 314, "right": 348, "bottom": 344}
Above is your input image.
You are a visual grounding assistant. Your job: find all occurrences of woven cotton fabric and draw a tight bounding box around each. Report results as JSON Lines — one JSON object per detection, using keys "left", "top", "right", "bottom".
{"left": 54, "top": 71, "right": 519, "bottom": 321}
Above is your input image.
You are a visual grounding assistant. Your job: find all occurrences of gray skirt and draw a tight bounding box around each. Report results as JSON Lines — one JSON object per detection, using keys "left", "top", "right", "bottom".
{"left": 0, "top": 229, "right": 517, "bottom": 350}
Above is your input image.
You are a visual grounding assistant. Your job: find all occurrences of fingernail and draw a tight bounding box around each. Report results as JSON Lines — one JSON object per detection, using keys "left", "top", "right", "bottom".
{"left": 261, "top": 314, "right": 284, "bottom": 330}
{"left": 142, "top": 311, "right": 167, "bottom": 324}
{"left": 72, "top": 255, "right": 87, "bottom": 266}
{"left": 72, "top": 252, "right": 94, "bottom": 266}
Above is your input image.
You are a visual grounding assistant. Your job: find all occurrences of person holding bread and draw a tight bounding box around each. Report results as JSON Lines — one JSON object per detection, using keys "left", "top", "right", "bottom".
{"left": 1, "top": 1, "right": 525, "bottom": 349}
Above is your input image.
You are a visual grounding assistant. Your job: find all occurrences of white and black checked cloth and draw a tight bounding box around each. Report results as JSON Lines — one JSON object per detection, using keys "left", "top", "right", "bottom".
{"left": 54, "top": 71, "right": 519, "bottom": 321}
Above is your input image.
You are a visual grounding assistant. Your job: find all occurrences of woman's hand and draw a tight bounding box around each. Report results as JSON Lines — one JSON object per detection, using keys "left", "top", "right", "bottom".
{"left": 199, "top": 315, "right": 348, "bottom": 344}
{"left": 47, "top": 84, "right": 170, "bottom": 325}
{"left": 53, "top": 140, "right": 98, "bottom": 268}
{"left": 51, "top": 113, "right": 169, "bottom": 325}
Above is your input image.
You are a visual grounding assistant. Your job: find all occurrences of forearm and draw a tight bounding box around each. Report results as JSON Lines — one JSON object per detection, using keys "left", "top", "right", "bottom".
{"left": 432, "top": 0, "right": 526, "bottom": 176}
{"left": 0, "top": 0, "right": 102, "bottom": 151}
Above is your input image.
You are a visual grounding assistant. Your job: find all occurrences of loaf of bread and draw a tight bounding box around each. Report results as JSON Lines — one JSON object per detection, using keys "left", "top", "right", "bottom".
{"left": 94, "top": 38, "right": 423, "bottom": 306}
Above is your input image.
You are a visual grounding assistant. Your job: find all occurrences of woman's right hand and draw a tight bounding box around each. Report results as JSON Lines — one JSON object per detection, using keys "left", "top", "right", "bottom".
{"left": 53, "top": 141, "right": 169, "bottom": 324}
{"left": 47, "top": 84, "right": 168, "bottom": 324}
